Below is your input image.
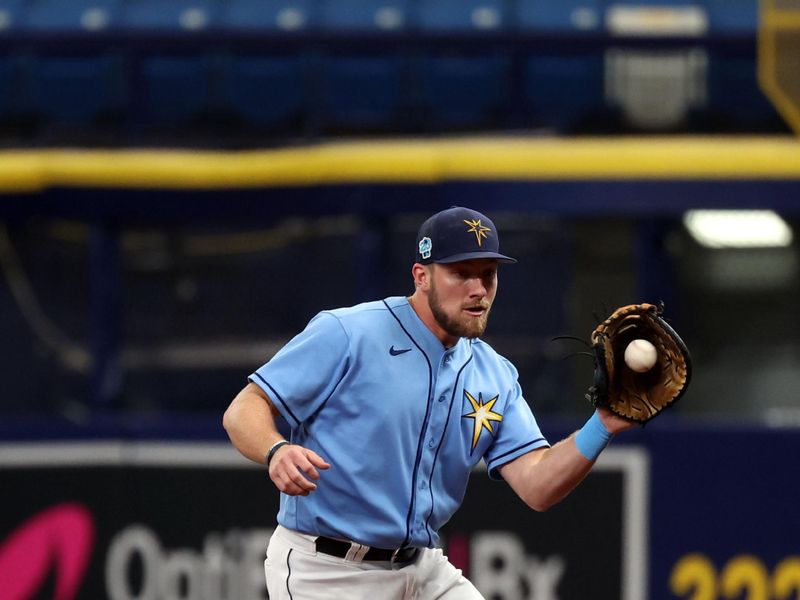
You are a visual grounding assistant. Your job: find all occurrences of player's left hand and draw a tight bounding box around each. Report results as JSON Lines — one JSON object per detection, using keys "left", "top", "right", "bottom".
{"left": 587, "top": 303, "right": 691, "bottom": 423}
{"left": 597, "top": 407, "right": 637, "bottom": 435}
{"left": 269, "top": 444, "right": 331, "bottom": 496}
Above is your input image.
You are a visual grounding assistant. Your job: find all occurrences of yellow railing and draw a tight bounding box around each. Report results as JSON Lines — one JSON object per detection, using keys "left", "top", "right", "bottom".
{"left": 0, "top": 137, "right": 797, "bottom": 193}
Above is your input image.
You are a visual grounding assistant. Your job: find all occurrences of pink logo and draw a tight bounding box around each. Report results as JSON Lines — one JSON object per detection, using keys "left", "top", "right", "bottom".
{"left": 0, "top": 503, "right": 95, "bottom": 600}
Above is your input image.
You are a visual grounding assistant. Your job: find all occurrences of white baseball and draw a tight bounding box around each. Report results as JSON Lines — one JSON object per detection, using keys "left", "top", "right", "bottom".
{"left": 624, "top": 339, "right": 657, "bottom": 373}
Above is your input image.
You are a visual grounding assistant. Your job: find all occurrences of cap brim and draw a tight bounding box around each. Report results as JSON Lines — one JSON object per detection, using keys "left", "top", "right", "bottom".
{"left": 434, "top": 252, "right": 517, "bottom": 264}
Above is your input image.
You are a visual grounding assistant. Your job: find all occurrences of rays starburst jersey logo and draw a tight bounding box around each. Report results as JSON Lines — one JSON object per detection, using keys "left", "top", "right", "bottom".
{"left": 463, "top": 219, "right": 491, "bottom": 247}
{"left": 463, "top": 390, "right": 503, "bottom": 451}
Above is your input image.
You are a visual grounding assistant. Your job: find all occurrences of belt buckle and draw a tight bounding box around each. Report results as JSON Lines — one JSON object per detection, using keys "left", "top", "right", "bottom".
{"left": 390, "top": 547, "right": 405, "bottom": 570}
{"left": 391, "top": 546, "right": 417, "bottom": 567}
{"left": 391, "top": 547, "right": 420, "bottom": 570}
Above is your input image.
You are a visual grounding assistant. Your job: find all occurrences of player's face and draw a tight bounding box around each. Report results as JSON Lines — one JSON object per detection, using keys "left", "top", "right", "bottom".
{"left": 427, "top": 259, "right": 498, "bottom": 340}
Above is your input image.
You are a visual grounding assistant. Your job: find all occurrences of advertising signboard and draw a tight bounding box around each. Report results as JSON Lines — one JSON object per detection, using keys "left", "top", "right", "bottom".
{"left": 0, "top": 442, "right": 646, "bottom": 600}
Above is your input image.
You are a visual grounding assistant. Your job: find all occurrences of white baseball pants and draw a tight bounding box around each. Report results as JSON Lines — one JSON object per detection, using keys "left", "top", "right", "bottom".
{"left": 265, "top": 525, "right": 484, "bottom": 599}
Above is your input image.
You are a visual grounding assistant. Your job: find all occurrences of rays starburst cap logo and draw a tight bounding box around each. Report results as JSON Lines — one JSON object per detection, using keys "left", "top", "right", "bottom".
{"left": 463, "top": 218, "right": 491, "bottom": 246}
{"left": 414, "top": 206, "right": 517, "bottom": 265}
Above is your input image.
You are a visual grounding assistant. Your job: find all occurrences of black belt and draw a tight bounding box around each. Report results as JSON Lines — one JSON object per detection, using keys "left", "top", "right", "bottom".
{"left": 315, "top": 536, "right": 420, "bottom": 564}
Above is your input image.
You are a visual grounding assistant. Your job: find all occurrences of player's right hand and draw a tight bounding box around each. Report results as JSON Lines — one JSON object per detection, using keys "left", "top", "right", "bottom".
{"left": 268, "top": 444, "right": 330, "bottom": 496}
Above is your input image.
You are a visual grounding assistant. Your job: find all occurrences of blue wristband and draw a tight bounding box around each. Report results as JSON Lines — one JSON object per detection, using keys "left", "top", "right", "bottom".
{"left": 574, "top": 410, "right": 613, "bottom": 461}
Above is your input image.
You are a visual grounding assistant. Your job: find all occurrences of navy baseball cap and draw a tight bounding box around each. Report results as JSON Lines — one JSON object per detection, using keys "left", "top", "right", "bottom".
{"left": 415, "top": 206, "right": 517, "bottom": 265}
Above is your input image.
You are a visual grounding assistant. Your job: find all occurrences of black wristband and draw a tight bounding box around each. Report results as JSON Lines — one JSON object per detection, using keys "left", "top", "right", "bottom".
{"left": 266, "top": 440, "right": 290, "bottom": 467}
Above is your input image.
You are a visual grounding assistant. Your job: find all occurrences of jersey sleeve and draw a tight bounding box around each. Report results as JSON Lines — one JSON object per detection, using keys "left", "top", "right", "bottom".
{"left": 249, "top": 311, "right": 349, "bottom": 428}
{"left": 484, "top": 362, "right": 550, "bottom": 480}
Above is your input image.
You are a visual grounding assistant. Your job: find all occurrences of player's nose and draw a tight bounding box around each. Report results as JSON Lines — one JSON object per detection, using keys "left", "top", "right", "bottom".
{"left": 467, "top": 277, "right": 488, "bottom": 299}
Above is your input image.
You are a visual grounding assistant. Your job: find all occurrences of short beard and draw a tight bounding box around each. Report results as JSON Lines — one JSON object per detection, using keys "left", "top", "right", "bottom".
{"left": 428, "top": 281, "right": 490, "bottom": 340}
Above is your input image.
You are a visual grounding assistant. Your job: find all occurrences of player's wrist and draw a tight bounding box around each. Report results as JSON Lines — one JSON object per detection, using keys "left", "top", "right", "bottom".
{"left": 266, "top": 439, "right": 291, "bottom": 467}
{"left": 574, "top": 410, "right": 613, "bottom": 461}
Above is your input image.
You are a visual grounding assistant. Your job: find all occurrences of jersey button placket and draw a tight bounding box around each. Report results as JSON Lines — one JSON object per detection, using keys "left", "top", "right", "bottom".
{"left": 413, "top": 356, "right": 457, "bottom": 539}
{"left": 413, "top": 452, "right": 434, "bottom": 541}
{"left": 413, "top": 387, "right": 443, "bottom": 541}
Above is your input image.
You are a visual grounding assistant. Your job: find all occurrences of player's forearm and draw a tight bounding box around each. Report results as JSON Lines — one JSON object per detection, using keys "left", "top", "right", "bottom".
{"left": 502, "top": 435, "right": 595, "bottom": 512}
{"left": 524, "top": 435, "right": 596, "bottom": 511}
{"left": 511, "top": 409, "right": 630, "bottom": 511}
{"left": 223, "top": 384, "right": 285, "bottom": 465}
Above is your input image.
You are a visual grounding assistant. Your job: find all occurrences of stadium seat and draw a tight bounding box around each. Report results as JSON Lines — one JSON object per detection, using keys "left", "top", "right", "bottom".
{"left": 221, "top": 0, "right": 316, "bottom": 31}
{"left": 318, "top": 1, "right": 412, "bottom": 129}
{"left": 0, "top": 55, "right": 20, "bottom": 119}
{"left": 703, "top": 0, "right": 755, "bottom": 33}
{"left": 123, "top": 0, "right": 219, "bottom": 31}
{"left": 515, "top": 0, "right": 602, "bottom": 32}
{"left": 319, "top": 0, "right": 411, "bottom": 32}
{"left": 523, "top": 54, "right": 605, "bottom": 131}
{"left": 416, "top": 55, "right": 511, "bottom": 128}
{"left": 417, "top": 0, "right": 507, "bottom": 31}
{"left": 415, "top": 1, "right": 510, "bottom": 128}
{"left": 24, "top": 0, "right": 122, "bottom": 31}
{"left": 0, "top": 0, "right": 24, "bottom": 31}
{"left": 137, "top": 55, "right": 214, "bottom": 126}
{"left": 218, "top": 55, "right": 307, "bottom": 128}
{"left": 318, "top": 55, "right": 409, "bottom": 130}
{"left": 28, "top": 55, "right": 127, "bottom": 125}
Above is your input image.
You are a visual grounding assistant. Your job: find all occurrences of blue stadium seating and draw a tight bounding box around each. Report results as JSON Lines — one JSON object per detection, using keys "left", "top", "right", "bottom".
{"left": 320, "top": 0, "right": 411, "bottom": 31}
{"left": 28, "top": 55, "right": 126, "bottom": 124}
{"left": 415, "top": 1, "right": 511, "bottom": 127}
{"left": 0, "top": 0, "right": 769, "bottom": 138}
{"left": 515, "top": 0, "right": 602, "bottom": 32}
{"left": 24, "top": 0, "right": 122, "bottom": 31}
{"left": 417, "top": 0, "right": 507, "bottom": 31}
{"left": 317, "top": 1, "right": 412, "bottom": 129}
{"left": 523, "top": 54, "right": 605, "bottom": 131}
{"left": 218, "top": 55, "right": 307, "bottom": 128}
{"left": 123, "top": 0, "right": 219, "bottom": 31}
{"left": 137, "top": 55, "right": 214, "bottom": 125}
{"left": 416, "top": 55, "right": 511, "bottom": 128}
{"left": 703, "top": 0, "right": 755, "bottom": 33}
{"left": 0, "top": 56, "right": 20, "bottom": 119}
{"left": 0, "top": 0, "right": 24, "bottom": 31}
{"left": 319, "top": 55, "right": 409, "bottom": 129}
{"left": 221, "top": 0, "right": 316, "bottom": 31}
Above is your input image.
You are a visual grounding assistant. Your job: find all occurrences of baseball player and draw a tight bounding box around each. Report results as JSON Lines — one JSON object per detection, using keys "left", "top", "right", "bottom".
{"left": 224, "top": 206, "right": 634, "bottom": 599}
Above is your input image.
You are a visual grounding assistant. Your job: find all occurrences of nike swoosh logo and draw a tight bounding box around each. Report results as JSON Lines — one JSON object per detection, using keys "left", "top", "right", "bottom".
{"left": 389, "top": 346, "right": 412, "bottom": 356}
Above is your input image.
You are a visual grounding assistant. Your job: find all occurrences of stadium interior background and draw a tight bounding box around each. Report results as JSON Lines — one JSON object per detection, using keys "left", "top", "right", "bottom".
{"left": 1, "top": 0, "right": 797, "bottom": 429}
{"left": 1, "top": 2, "right": 800, "bottom": 599}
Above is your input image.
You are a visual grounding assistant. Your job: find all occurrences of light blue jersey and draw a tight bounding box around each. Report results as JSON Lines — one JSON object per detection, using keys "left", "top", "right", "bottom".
{"left": 250, "top": 296, "right": 549, "bottom": 549}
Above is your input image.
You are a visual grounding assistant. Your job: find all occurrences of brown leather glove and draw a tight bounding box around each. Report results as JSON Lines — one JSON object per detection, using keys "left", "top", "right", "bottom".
{"left": 587, "top": 303, "right": 692, "bottom": 423}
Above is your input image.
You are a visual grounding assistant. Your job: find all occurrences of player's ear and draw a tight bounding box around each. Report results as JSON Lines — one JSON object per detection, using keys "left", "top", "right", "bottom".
{"left": 411, "top": 263, "right": 431, "bottom": 290}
